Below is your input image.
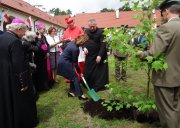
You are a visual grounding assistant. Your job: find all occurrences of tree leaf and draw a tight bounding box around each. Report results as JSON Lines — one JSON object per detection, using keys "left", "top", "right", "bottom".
{"left": 107, "top": 106, "right": 113, "bottom": 112}
{"left": 163, "top": 63, "right": 168, "bottom": 70}
{"left": 152, "top": 61, "right": 163, "bottom": 71}
{"left": 146, "top": 56, "right": 153, "bottom": 63}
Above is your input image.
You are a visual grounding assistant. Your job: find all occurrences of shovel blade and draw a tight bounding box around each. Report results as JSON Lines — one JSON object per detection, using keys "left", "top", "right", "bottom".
{"left": 87, "top": 89, "right": 100, "bottom": 102}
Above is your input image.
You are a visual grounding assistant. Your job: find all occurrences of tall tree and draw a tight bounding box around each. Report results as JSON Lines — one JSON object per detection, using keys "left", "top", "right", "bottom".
{"left": 49, "top": 8, "right": 72, "bottom": 16}
{"left": 100, "top": 8, "right": 115, "bottom": 12}
{"left": 119, "top": 5, "right": 132, "bottom": 11}
{"left": 66, "top": 9, "right": 72, "bottom": 15}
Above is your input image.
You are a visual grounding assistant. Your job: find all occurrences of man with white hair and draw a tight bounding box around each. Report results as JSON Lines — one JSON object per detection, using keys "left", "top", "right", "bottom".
{"left": 0, "top": 18, "right": 38, "bottom": 128}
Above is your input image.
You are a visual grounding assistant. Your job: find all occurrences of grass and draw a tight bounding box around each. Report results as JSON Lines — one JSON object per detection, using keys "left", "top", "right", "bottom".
{"left": 36, "top": 55, "right": 156, "bottom": 128}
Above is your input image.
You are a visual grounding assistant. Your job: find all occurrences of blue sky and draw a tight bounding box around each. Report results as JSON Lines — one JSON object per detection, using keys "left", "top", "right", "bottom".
{"left": 24, "top": 0, "right": 124, "bottom": 15}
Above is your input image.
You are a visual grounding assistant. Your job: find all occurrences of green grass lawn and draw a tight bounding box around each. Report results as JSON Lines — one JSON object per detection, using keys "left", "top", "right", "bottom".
{"left": 36, "top": 55, "right": 156, "bottom": 128}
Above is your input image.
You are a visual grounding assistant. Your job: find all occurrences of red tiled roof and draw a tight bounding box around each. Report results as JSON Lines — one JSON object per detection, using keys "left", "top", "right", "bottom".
{"left": 1, "top": 0, "right": 66, "bottom": 28}
{"left": 74, "top": 11, "right": 161, "bottom": 28}
{"left": 55, "top": 15, "right": 70, "bottom": 29}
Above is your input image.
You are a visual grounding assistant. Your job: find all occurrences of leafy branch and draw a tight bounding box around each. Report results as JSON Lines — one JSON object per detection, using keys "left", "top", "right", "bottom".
{"left": 104, "top": 0, "right": 168, "bottom": 97}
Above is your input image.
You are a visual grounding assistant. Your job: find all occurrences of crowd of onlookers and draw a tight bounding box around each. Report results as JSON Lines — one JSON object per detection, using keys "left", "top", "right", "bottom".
{"left": 0, "top": 15, "right": 109, "bottom": 128}
{"left": 0, "top": 1, "right": 180, "bottom": 128}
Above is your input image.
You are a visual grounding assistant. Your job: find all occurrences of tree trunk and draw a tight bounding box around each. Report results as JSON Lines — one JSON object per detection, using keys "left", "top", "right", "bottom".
{"left": 147, "top": 66, "right": 151, "bottom": 97}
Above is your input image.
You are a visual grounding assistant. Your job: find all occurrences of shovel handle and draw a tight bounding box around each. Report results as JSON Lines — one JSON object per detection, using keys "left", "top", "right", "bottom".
{"left": 81, "top": 77, "right": 91, "bottom": 90}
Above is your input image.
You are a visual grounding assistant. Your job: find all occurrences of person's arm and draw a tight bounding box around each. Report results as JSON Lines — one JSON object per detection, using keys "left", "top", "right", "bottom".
{"left": 10, "top": 40, "right": 28, "bottom": 91}
{"left": 61, "top": 29, "right": 72, "bottom": 43}
{"left": 47, "top": 36, "right": 61, "bottom": 48}
{"left": 50, "top": 41, "right": 61, "bottom": 48}
{"left": 72, "top": 47, "right": 81, "bottom": 73}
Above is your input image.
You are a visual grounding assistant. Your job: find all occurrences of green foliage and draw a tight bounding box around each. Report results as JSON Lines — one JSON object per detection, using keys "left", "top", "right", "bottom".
{"left": 103, "top": 0, "right": 168, "bottom": 98}
{"left": 102, "top": 0, "right": 167, "bottom": 114}
{"left": 133, "top": 94, "right": 157, "bottom": 112}
{"left": 100, "top": 8, "right": 115, "bottom": 12}
{"left": 102, "top": 83, "right": 134, "bottom": 112}
{"left": 146, "top": 54, "right": 168, "bottom": 72}
{"left": 100, "top": 6, "right": 132, "bottom": 12}
{"left": 102, "top": 83, "right": 157, "bottom": 113}
{"left": 49, "top": 8, "right": 72, "bottom": 16}
{"left": 102, "top": 100, "right": 123, "bottom": 112}
{"left": 104, "top": 26, "right": 135, "bottom": 56}
{"left": 119, "top": 5, "right": 132, "bottom": 11}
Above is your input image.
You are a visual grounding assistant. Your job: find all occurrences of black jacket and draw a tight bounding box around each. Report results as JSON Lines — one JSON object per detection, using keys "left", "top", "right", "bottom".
{"left": 0, "top": 31, "right": 38, "bottom": 128}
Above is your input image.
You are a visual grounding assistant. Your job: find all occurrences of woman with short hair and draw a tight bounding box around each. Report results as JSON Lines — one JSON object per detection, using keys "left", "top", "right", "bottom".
{"left": 46, "top": 27, "right": 61, "bottom": 83}
{"left": 57, "top": 34, "right": 89, "bottom": 100}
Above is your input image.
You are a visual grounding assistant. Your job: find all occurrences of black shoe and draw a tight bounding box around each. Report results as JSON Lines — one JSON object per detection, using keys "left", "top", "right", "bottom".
{"left": 78, "top": 96, "right": 88, "bottom": 100}
{"left": 68, "top": 92, "right": 76, "bottom": 97}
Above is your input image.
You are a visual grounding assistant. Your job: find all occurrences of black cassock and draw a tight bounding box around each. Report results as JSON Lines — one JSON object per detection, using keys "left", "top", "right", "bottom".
{"left": 0, "top": 31, "right": 38, "bottom": 128}
{"left": 33, "top": 35, "right": 51, "bottom": 91}
{"left": 84, "top": 28, "right": 109, "bottom": 91}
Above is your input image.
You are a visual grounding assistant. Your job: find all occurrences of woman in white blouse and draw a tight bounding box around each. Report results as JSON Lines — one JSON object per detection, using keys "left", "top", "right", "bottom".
{"left": 46, "top": 27, "right": 61, "bottom": 83}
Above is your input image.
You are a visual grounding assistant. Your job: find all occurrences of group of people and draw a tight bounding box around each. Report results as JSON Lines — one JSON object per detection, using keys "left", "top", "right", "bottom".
{"left": 57, "top": 17, "right": 109, "bottom": 100}
{"left": 0, "top": 12, "right": 109, "bottom": 128}
{"left": 0, "top": 18, "right": 66, "bottom": 128}
{"left": 0, "top": 18, "right": 39, "bottom": 128}
{"left": 0, "top": 0, "right": 180, "bottom": 128}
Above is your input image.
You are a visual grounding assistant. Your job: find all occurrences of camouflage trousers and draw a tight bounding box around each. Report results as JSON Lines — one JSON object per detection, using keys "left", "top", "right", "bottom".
{"left": 114, "top": 57, "right": 127, "bottom": 82}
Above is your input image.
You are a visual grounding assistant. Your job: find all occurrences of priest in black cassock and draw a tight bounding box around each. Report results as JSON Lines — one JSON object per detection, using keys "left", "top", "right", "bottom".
{"left": 0, "top": 18, "right": 38, "bottom": 128}
{"left": 84, "top": 19, "right": 109, "bottom": 91}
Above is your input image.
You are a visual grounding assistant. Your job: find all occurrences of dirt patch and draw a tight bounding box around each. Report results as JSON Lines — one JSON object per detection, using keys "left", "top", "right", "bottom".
{"left": 82, "top": 99, "right": 159, "bottom": 124}
{"left": 82, "top": 99, "right": 135, "bottom": 120}
{"left": 133, "top": 110, "right": 159, "bottom": 123}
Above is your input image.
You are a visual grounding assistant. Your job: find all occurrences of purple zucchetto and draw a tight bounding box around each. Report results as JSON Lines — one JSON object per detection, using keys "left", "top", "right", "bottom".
{"left": 36, "top": 23, "right": 45, "bottom": 28}
{"left": 11, "top": 18, "right": 25, "bottom": 24}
